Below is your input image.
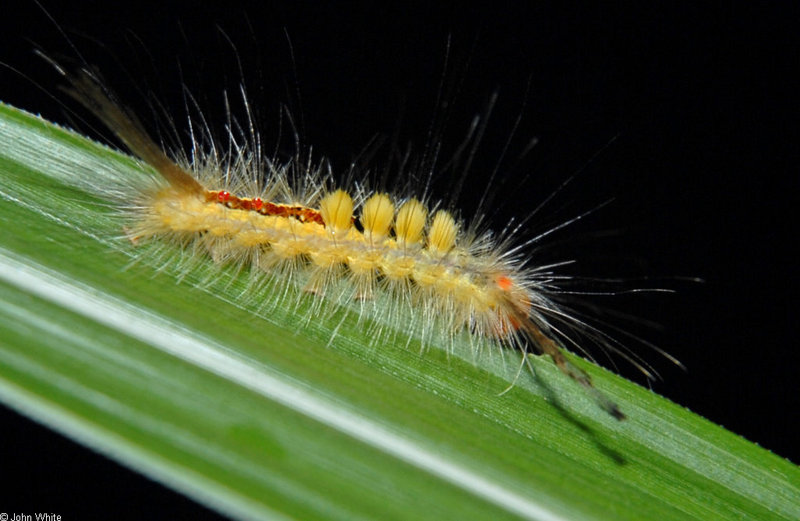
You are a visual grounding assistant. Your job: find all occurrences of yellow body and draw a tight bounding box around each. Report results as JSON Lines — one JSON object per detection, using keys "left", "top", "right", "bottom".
{"left": 147, "top": 186, "right": 510, "bottom": 323}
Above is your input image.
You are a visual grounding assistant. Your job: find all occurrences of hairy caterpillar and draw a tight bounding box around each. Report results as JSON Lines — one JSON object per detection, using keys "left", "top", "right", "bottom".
{"left": 37, "top": 55, "right": 643, "bottom": 421}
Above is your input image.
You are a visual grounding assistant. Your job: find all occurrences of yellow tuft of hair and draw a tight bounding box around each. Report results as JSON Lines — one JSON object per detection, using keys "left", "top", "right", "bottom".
{"left": 427, "top": 210, "right": 458, "bottom": 255}
{"left": 361, "top": 193, "right": 394, "bottom": 242}
{"left": 319, "top": 189, "right": 354, "bottom": 234}
{"left": 395, "top": 198, "right": 427, "bottom": 246}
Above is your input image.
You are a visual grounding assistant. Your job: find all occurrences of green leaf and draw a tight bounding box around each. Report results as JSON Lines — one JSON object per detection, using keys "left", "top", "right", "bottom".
{"left": 0, "top": 102, "right": 797, "bottom": 520}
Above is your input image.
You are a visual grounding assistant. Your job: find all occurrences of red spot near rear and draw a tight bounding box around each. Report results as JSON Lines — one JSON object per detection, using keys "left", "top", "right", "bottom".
{"left": 497, "top": 275, "right": 513, "bottom": 291}
{"left": 253, "top": 198, "right": 263, "bottom": 210}
{"left": 218, "top": 191, "right": 231, "bottom": 202}
{"left": 491, "top": 274, "right": 531, "bottom": 337}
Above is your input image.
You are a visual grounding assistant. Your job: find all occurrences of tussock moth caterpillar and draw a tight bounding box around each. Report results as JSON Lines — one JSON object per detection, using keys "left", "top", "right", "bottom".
{"left": 2, "top": 4, "right": 690, "bottom": 426}
{"left": 34, "top": 55, "right": 659, "bottom": 421}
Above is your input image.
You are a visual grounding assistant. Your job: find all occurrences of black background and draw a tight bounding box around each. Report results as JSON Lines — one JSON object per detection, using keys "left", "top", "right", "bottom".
{"left": 2, "top": 1, "right": 797, "bottom": 518}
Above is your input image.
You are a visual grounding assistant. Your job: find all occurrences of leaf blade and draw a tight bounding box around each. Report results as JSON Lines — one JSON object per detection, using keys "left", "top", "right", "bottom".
{"left": 1, "top": 102, "right": 797, "bottom": 520}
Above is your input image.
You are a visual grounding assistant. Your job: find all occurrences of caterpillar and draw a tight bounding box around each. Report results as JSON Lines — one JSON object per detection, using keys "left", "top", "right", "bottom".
{"left": 42, "top": 55, "right": 639, "bottom": 420}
